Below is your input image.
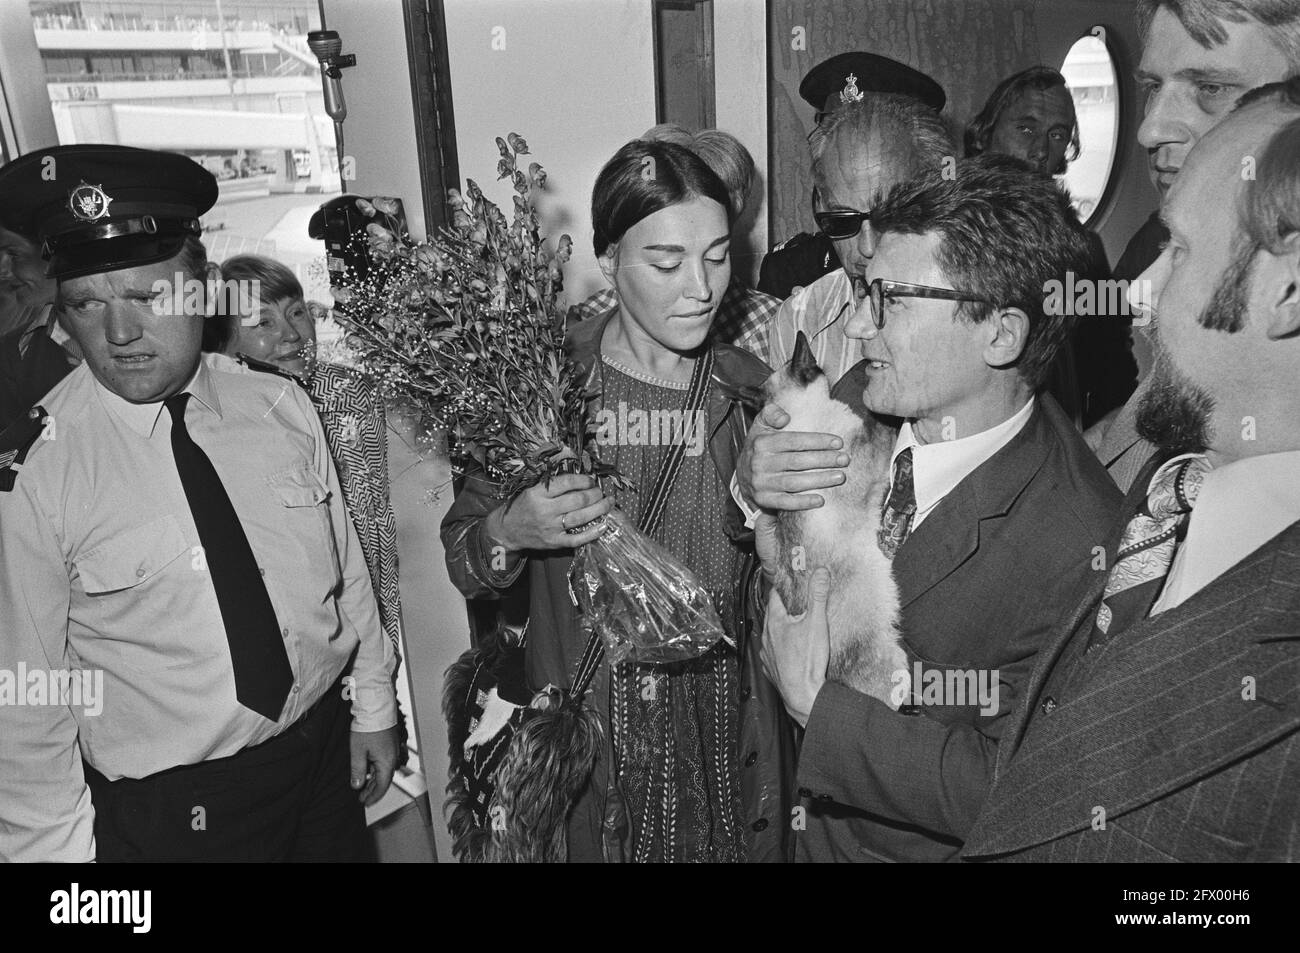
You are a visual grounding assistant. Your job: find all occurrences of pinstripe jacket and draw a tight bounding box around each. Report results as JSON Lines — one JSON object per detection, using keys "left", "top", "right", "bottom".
{"left": 963, "top": 469, "right": 1300, "bottom": 862}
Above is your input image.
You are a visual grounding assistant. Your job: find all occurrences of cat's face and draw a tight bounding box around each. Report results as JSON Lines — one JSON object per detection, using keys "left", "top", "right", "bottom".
{"left": 761, "top": 330, "right": 827, "bottom": 406}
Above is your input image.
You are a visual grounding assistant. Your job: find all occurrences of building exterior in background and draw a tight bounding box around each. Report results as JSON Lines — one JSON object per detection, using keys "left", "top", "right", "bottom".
{"left": 27, "top": 1, "right": 342, "bottom": 294}
{"left": 31, "top": 1, "right": 339, "bottom": 196}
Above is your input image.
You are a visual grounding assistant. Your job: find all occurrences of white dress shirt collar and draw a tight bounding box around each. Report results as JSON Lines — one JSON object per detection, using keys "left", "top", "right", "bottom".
{"left": 1153, "top": 450, "right": 1300, "bottom": 613}
{"left": 890, "top": 396, "right": 1036, "bottom": 527}
{"left": 93, "top": 355, "right": 223, "bottom": 438}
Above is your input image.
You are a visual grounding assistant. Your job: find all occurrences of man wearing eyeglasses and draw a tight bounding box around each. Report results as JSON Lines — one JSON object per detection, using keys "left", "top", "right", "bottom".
{"left": 752, "top": 157, "right": 1122, "bottom": 862}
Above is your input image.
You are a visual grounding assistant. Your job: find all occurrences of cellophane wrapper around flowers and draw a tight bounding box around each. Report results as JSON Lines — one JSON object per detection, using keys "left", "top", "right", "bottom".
{"left": 332, "top": 132, "right": 725, "bottom": 668}
{"left": 570, "top": 509, "right": 730, "bottom": 666}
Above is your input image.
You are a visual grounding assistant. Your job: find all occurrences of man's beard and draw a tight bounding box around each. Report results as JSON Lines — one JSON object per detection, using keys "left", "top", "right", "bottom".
{"left": 1135, "top": 240, "right": 1256, "bottom": 455}
{"left": 1136, "top": 347, "right": 1215, "bottom": 455}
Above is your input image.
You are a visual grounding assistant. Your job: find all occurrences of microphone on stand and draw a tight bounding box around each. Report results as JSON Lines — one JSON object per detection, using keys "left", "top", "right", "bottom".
{"left": 306, "top": 30, "right": 355, "bottom": 176}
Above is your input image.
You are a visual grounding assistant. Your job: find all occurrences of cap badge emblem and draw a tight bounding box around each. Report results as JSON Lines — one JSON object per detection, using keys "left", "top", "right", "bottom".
{"left": 839, "top": 73, "right": 864, "bottom": 105}
{"left": 69, "top": 182, "right": 113, "bottom": 223}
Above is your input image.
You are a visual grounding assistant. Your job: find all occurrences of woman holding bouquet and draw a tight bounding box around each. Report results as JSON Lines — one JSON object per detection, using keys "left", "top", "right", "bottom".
{"left": 442, "top": 140, "right": 793, "bottom": 862}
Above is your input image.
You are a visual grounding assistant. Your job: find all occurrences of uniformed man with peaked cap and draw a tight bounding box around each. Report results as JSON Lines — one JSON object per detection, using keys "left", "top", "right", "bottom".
{"left": 758, "top": 53, "right": 948, "bottom": 300}
{"left": 0, "top": 145, "right": 398, "bottom": 862}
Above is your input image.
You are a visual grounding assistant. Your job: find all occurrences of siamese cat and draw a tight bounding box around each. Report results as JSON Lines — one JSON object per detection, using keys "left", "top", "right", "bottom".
{"left": 760, "top": 331, "right": 907, "bottom": 708}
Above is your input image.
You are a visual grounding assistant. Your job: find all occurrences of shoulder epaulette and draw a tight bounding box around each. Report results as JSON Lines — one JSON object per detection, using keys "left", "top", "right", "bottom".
{"left": 771, "top": 231, "right": 815, "bottom": 253}
{"left": 0, "top": 406, "right": 50, "bottom": 492}
{"left": 234, "top": 353, "right": 307, "bottom": 386}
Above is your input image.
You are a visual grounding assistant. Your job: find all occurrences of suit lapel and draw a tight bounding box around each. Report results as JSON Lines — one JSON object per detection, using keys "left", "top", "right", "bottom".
{"left": 892, "top": 479, "right": 979, "bottom": 608}
{"left": 892, "top": 399, "right": 1054, "bottom": 609}
{"left": 970, "top": 522, "right": 1300, "bottom": 858}
{"left": 996, "top": 456, "right": 1162, "bottom": 768}
{"left": 995, "top": 561, "right": 1109, "bottom": 768}
{"left": 1096, "top": 394, "right": 1141, "bottom": 467}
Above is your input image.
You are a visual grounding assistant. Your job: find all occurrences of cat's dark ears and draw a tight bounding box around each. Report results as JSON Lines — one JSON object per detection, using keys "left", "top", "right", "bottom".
{"left": 789, "top": 330, "right": 823, "bottom": 386}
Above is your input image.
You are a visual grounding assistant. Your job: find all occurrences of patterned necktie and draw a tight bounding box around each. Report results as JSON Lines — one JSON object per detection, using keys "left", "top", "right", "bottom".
{"left": 166, "top": 393, "right": 293, "bottom": 721}
{"left": 1090, "top": 454, "right": 1210, "bottom": 646}
{"left": 877, "top": 447, "right": 916, "bottom": 559}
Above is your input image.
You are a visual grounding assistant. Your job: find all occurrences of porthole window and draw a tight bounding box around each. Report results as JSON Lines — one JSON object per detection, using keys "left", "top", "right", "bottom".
{"left": 1060, "top": 31, "right": 1120, "bottom": 226}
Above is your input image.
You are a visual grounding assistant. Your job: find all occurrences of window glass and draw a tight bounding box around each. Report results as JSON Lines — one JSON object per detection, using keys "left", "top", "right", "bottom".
{"left": 1060, "top": 32, "right": 1120, "bottom": 225}
{"left": 29, "top": 0, "right": 333, "bottom": 301}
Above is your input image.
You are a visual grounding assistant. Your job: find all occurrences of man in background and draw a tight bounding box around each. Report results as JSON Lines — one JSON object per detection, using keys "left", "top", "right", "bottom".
{"left": 0, "top": 219, "right": 75, "bottom": 430}
{"left": 758, "top": 52, "right": 947, "bottom": 300}
{"left": 1091, "top": 0, "right": 1299, "bottom": 490}
{"left": 738, "top": 92, "right": 953, "bottom": 389}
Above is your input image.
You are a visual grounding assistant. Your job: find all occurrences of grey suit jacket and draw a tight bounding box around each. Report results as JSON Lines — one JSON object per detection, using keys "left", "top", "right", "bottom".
{"left": 963, "top": 496, "right": 1300, "bottom": 863}
{"left": 1093, "top": 385, "right": 1159, "bottom": 494}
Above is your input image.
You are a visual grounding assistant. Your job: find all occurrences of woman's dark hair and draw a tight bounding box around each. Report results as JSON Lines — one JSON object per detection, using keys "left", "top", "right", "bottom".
{"left": 202, "top": 253, "right": 303, "bottom": 353}
{"left": 964, "top": 66, "right": 1081, "bottom": 174}
{"left": 591, "top": 139, "right": 732, "bottom": 257}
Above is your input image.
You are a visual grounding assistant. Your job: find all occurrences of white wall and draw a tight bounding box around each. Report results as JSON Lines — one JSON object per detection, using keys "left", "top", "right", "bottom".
{"left": 712, "top": 0, "right": 769, "bottom": 285}
{"left": 327, "top": 0, "right": 427, "bottom": 239}
{"left": 443, "top": 0, "right": 658, "bottom": 303}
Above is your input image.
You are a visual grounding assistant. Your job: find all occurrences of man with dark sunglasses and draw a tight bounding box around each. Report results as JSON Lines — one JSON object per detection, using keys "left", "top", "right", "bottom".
{"left": 755, "top": 53, "right": 947, "bottom": 301}
{"left": 738, "top": 93, "right": 954, "bottom": 387}
{"left": 751, "top": 157, "right": 1122, "bottom": 862}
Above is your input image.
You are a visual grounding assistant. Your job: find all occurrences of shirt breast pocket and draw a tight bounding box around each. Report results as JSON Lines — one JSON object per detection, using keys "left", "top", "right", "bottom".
{"left": 74, "top": 515, "right": 202, "bottom": 666}
{"left": 77, "top": 515, "right": 192, "bottom": 595}
{"left": 266, "top": 465, "right": 338, "bottom": 567}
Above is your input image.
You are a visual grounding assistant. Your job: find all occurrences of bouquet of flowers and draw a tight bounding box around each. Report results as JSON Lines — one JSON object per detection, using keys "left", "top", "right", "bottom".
{"left": 331, "top": 133, "right": 726, "bottom": 667}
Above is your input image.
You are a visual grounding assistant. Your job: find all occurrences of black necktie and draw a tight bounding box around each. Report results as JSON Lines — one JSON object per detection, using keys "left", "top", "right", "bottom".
{"left": 165, "top": 393, "right": 293, "bottom": 721}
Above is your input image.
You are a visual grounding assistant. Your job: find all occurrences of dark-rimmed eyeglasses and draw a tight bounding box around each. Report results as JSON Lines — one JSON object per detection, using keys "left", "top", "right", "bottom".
{"left": 850, "top": 276, "right": 995, "bottom": 330}
{"left": 814, "top": 208, "right": 872, "bottom": 241}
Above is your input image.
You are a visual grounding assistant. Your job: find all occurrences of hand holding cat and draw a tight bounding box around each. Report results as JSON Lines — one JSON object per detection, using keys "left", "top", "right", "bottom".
{"left": 760, "top": 566, "right": 831, "bottom": 727}
{"left": 738, "top": 403, "right": 850, "bottom": 512}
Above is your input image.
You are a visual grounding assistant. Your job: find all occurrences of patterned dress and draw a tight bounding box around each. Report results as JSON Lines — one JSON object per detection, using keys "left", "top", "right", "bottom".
{"left": 596, "top": 354, "right": 745, "bottom": 863}
{"left": 306, "top": 362, "right": 403, "bottom": 652}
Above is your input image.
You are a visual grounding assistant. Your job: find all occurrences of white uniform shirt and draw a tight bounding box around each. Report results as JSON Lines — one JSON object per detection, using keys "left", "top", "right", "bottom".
{"left": 0, "top": 354, "right": 396, "bottom": 862}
